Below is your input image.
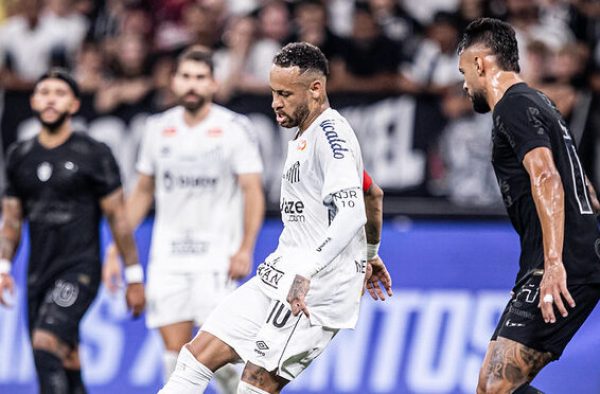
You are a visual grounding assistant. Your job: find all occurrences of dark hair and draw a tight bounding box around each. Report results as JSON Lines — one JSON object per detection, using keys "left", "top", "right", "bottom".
{"left": 273, "top": 42, "right": 329, "bottom": 76}
{"left": 176, "top": 46, "right": 214, "bottom": 74}
{"left": 35, "top": 68, "right": 80, "bottom": 98}
{"left": 457, "top": 17, "right": 520, "bottom": 73}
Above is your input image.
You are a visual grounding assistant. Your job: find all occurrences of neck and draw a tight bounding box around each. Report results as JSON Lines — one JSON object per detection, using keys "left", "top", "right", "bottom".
{"left": 38, "top": 122, "right": 73, "bottom": 149}
{"left": 486, "top": 71, "right": 524, "bottom": 111}
{"left": 298, "top": 100, "right": 330, "bottom": 133}
{"left": 183, "top": 103, "right": 211, "bottom": 127}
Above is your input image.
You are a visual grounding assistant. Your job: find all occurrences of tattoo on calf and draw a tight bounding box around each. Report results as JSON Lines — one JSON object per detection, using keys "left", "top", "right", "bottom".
{"left": 487, "top": 342, "right": 552, "bottom": 384}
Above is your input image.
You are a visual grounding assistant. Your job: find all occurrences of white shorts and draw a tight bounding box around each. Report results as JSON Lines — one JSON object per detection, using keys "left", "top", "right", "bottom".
{"left": 200, "top": 277, "right": 338, "bottom": 381}
{"left": 145, "top": 267, "right": 237, "bottom": 329}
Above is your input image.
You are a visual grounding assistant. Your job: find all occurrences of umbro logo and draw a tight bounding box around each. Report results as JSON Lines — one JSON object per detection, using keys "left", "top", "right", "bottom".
{"left": 505, "top": 319, "right": 525, "bottom": 328}
{"left": 256, "top": 341, "right": 269, "bottom": 351}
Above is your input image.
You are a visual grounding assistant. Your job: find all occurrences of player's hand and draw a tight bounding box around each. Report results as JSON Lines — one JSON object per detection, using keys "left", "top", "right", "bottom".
{"left": 102, "top": 244, "right": 122, "bottom": 293}
{"left": 228, "top": 249, "right": 252, "bottom": 281}
{"left": 125, "top": 283, "right": 145, "bottom": 318}
{"left": 363, "top": 256, "right": 393, "bottom": 301}
{"left": 287, "top": 274, "right": 310, "bottom": 318}
{"left": 0, "top": 273, "right": 15, "bottom": 307}
{"left": 538, "top": 262, "right": 575, "bottom": 324}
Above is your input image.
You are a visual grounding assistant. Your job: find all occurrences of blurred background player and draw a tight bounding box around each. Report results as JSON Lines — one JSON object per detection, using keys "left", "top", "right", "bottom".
{"left": 103, "top": 46, "right": 265, "bottom": 393}
{"left": 159, "top": 41, "right": 391, "bottom": 394}
{"left": 458, "top": 18, "right": 600, "bottom": 393}
{"left": 0, "top": 68, "right": 145, "bottom": 394}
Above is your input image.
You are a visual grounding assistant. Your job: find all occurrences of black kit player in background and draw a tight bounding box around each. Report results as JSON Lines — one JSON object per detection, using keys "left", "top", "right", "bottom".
{"left": 0, "top": 69, "right": 145, "bottom": 394}
{"left": 458, "top": 18, "right": 600, "bottom": 393}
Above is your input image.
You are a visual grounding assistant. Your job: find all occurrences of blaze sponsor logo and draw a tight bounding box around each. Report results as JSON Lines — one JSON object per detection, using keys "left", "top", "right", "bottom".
{"left": 283, "top": 161, "right": 300, "bottom": 183}
{"left": 281, "top": 198, "right": 305, "bottom": 222}
{"left": 320, "top": 119, "right": 349, "bottom": 159}
{"left": 163, "top": 171, "right": 218, "bottom": 191}
{"left": 257, "top": 261, "right": 285, "bottom": 289}
{"left": 162, "top": 127, "right": 177, "bottom": 137}
{"left": 297, "top": 139, "right": 307, "bottom": 151}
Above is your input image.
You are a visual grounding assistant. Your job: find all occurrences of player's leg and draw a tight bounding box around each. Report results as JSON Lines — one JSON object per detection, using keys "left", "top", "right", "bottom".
{"left": 63, "top": 346, "right": 86, "bottom": 394}
{"left": 158, "top": 321, "right": 194, "bottom": 380}
{"left": 31, "top": 329, "right": 71, "bottom": 394}
{"left": 237, "top": 362, "right": 288, "bottom": 393}
{"left": 477, "top": 337, "right": 551, "bottom": 393}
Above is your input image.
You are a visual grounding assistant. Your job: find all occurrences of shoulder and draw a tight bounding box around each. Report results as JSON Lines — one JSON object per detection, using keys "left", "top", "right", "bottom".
{"left": 495, "top": 85, "right": 546, "bottom": 116}
{"left": 5, "top": 137, "right": 36, "bottom": 165}
{"left": 313, "top": 110, "right": 356, "bottom": 159}
{"left": 212, "top": 105, "right": 256, "bottom": 138}
{"left": 70, "top": 132, "right": 115, "bottom": 158}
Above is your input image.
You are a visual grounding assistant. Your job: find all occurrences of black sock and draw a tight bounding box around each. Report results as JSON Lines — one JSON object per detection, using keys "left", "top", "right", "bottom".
{"left": 33, "top": 349, "right": 68, "bottom": 394}
{"left": 513, "top": 383, "right": 544, "bottom": 394}
{"left": 65, "top": 368, "right": 87, "bottom": 394}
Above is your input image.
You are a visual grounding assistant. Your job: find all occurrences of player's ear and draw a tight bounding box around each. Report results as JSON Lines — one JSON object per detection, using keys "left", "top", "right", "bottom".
{"left": 69, "top": 97, "right": 81, "bottom": 115}
{"left": 309, "top": 79, "right": 322, "bottom": 100}
{"left": 475, "top": 56, "right": 485, "bottom": 77}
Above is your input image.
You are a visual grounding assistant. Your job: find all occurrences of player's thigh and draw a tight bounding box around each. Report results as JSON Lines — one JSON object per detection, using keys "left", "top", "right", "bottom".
{"left": 192, "top": 271, "right": 236, "bottom": 326}
{"left": 249, "top": 299, "right": 338, "bottom": 382}
{"left": 31, "top": 269, "right": 99, "bottom": 349}
{"left": 159, "top": 321, "right": 194, "bottom": 351}
{"left": 145, "top": 268, "right": 193, "bottom": 329}
{"left": 199, "top": 277, "right": 272, "bottom": 365}
{"left": 240, "top": 361, "right": 289, "bottom": 393}
{"left": 478, "top": 337, "right": 552, "bottom": 392}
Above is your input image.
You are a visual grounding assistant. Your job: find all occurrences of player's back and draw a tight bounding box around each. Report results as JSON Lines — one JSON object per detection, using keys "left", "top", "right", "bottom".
{"left": 492, "top": 83, "right": 600, "bottom": 285}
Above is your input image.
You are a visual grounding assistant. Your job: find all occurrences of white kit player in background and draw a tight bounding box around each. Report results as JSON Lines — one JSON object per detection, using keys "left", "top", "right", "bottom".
{"left": 158, "top": 42, "right": 392, "bottom": 394}
{"left": 103, "top": 46, "right": 265, "bottom": 394}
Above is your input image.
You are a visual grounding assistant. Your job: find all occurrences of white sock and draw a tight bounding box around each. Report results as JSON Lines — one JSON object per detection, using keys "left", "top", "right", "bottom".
{"left": 162, "top": 350, "right": 179, "bottom": 382}
{"left": 214, "top": 363, "right": 241, "bottom": 394}
{"left": 237, "top": 381, "right": 270, "bottom": 394}
{"left": 158, "top": 346, "right": 213, "bottom": 394}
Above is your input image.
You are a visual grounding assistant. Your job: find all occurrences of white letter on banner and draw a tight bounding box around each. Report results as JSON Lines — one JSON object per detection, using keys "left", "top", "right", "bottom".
{"left": 407, "top": 291, "right": 471, "bottom": 392}
{"left": 460, "top": 291, "right": 508, "bottom": 392}
{"left": 81, "top": 289, "right": 125, "bottom": 384}
{"left": 370, "top": 290, "right": 422, "bottom": 392}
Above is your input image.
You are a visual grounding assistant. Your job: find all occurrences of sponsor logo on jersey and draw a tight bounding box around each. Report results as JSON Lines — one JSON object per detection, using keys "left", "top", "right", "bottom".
{"left": 280, "top": 197, "right": 305, "bottom": 222}
{"left": 51, "top": 280, "right": 79, "bottom": 308}
{"left": 320, "top": 119, "right": 349, "bottom": 159}
{"left": 162, "top": 127, "right": 177, "bottom": 136}
{"left": 207, "top": 127, "right": 223, "bottom": 137}
{"left": 254, "top": 341, "right": 269, "bottom": 357}
{"left": 257, "top": 260, "right": 285, "bottom": 289}
{"left": 64, "top": 161, "right": 77, "bottom": 171}
{"left": 171, "top": 234, "right": 209, "bottom": 255}
{"left": 297, "top": 139, "right": 307, "bottom": 151}
{"left": 283, "top": 161, "right": 300, "bottom": 184}
{"left": 163, "top": 171, "right": 218, "bottom": 191}
{"left": 37, "top": 162, "right": 53, "bottom": 182}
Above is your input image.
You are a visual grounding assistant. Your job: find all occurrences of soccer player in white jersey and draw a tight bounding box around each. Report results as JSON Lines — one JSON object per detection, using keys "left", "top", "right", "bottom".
{"left": 159, "top": 42, "right": 392, "bottom": 394}
{"left": 103, "top": 46, "right": 265, "bottom": 393}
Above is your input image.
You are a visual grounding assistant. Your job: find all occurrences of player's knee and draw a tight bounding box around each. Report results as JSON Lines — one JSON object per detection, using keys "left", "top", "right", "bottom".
{"left": 31, "top": 330, "right": 67, "bottom": 358}
{"left": 237, "top": 381, "right": 271, "bottom": 394}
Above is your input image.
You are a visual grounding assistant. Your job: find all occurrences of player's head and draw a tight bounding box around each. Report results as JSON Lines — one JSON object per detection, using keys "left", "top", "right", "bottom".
{"left": 457, "top": 18, "right": 520, "bottom": 113}
{"left": 31, "top": 68, "right": 81, "bottom": 133}
{"left": 172, "top": 46, "right": 217, "bottom": 112}
{"left": 270, "top": 42, "right": 329, "bottom": 129}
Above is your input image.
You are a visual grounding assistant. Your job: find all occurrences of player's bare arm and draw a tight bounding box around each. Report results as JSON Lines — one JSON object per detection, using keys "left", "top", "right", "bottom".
{"left": 229, "top": 173, "right": 265, "bottom": 280}
{"left": 100, "top": 187, "right": 146, "bottom": 317}
{"left": 103, "top": 173, "right": 155, "bottom": 291}
{"left": 287, "top": 274, "right": 311, "bottom": 318}
{"left": 363, "top": 181, "right": 392, "bottom": 300}
{"left": 522, "top": 147, "right": 575, "bottom": 324}
{"left": 0, "top": 197, "right": 23, "bottom": 306}
{"left": 584, "top": 175, "right": 600, "bottom": 214}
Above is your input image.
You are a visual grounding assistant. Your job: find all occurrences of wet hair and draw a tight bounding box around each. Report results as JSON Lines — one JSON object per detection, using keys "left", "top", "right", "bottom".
{"left": 35, "top": 68, "right": 80, "bottom": 98}
{"left": 273, "top": 42, "right": 329, "bottom": 76}
{"left": 457, "top": 17, "right": 520, "bottom": 73}
{"left": 176, "top": 46, "right": 214, "bottom": 74}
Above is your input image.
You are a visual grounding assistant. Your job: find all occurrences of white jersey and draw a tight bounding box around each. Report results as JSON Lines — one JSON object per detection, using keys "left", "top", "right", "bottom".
{"left": 256, "top": 108, "right": 367, "bottom": 329}
{"left": 137, "top": 105, "right": 263, "bottom": 273}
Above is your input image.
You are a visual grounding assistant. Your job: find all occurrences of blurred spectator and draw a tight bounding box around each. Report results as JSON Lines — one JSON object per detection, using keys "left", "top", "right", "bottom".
{"left": 328, "top": 3, "right": 400, "bottom": 93}
{"left": 403, "top": 0, "right": 460, "bottom": 26}
{"left": 257, "top": 0, "right": 290, "bottom": 44}
{"left": 367, "top": 0, "right": 421, "bottom": 60}
{"left": 453, "top": 0, "right": 487, "bottom": 33}
{"left": 399, "top": 12, "right": 462, "bottom": 96}
{"left": 521, "top": 40, "right": 551, "bottom": 87}
{"left": 74, "top": 40, "right": 105, "bottom": 94}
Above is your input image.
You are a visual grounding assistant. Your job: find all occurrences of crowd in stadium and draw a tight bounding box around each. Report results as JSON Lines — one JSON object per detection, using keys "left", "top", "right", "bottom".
{"left": 0, "top": 0, "right": 599, "bottom": 209}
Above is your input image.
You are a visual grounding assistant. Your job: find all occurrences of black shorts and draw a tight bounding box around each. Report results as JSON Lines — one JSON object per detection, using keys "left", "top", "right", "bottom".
{"left": 491, "top": 272, "right": 600, "bottom": 359}
{"left": 28, "top": 268, "right": 100, "bottom": 348}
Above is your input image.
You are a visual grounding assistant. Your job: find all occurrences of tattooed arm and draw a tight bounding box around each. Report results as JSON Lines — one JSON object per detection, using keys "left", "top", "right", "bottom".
{"left": 0, "top": 197, "right": 23, "bottom": 306}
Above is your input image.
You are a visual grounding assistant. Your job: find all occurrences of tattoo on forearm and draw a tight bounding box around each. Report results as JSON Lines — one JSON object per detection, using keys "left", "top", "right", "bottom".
{"left": 289, "top": 275, "right": 309, "bottom": 299}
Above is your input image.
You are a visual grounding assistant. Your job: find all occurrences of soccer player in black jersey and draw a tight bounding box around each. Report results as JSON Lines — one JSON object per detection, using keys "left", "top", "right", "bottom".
{"left": 458, "top": 18, "right": 600, "bottom": 393}
{"left": 0, "top": 69, "right": 146, "bottom": 394}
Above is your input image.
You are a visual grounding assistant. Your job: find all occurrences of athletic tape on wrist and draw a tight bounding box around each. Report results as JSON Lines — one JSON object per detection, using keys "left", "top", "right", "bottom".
{"left": 367, "top": 242, "right": 380, "bottom": 260}
{"left": 0, "top": 259, "right": 11, "bottom": 275}
{"left": 124, "top": 264, "right": 144, "bottom": 284}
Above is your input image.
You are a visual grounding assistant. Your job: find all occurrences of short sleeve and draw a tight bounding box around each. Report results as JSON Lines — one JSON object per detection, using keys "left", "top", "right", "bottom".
{"left": 494, "top": 96, "right": 552, "bottom": 162}
{"left": 91, "top": 143, "right": 122, "bottom": 198}
{"left": 136, "top": 119, "right": 156, "bottom": 176}
{"left": 316, "top": 118, "right": 362, "bottom": 201}
{"left": 363, "top": 170, "right": 372, "bottom": 192}
{"left": 3, "top": 143, "right": 20, "bottom": 198}
{"left": 230, "top": 116, "right": 263, "bottom": 175}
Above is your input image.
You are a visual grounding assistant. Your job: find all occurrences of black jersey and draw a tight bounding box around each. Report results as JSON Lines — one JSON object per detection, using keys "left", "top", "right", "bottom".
{"left": 4, "top": 132, "right": 121, "bottom": 288}
{"left": 492, "top": 83, "right": 600, "bottom": 286}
